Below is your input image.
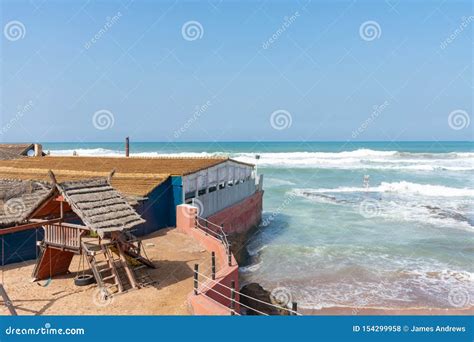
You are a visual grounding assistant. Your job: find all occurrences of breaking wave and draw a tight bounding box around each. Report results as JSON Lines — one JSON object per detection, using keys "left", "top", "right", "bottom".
{"left": 293, "top": 182, "right": 473, "bottom": 230}
{"left": 297, "top": 181, "right": 474, "bottom": 197}
{"left": 49, "top": 148, "right": 474, "bottom": 172}
{"left": 49, "top": 148, "right": 222, "bottom": 158}
{"left": 232, "top": 149, "right": 474, "bottom": 171}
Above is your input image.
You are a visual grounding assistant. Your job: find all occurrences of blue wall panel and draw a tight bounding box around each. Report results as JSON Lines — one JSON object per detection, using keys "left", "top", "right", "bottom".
{"left": 1, "top": 177, "right": 184, "bottom": 264}
{"left": 0, "top": 228, "right": 42, "bottom": 266}
{"left": 169, "top": 176, "right": 183, "bottom": 225}
{"left": 131, "top": 176, "right": 183, "bottom": 237}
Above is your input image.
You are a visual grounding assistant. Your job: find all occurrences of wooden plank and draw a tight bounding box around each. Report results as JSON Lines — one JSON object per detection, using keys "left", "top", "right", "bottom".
{"left": 124, "top": 249, "right": 156, "bottom": 269}
{"left": 0, "top": 218, "right": 63, "bottom": 236}
{"left": 117, "top": 247, "right": 137, "bottom": 289}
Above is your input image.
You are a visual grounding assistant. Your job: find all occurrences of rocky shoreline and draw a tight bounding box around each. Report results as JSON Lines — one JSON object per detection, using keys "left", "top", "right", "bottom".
{"left": 228, "top": 224, "right": 292, "bottom": 316}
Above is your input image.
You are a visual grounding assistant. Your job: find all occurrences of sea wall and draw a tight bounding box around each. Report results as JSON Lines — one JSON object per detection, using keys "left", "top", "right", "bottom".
{"left": 206, "top": 190, "right": 263, "bottom": 235}
{"left": 176, "top": 204, "right": 240, "bottom": 315}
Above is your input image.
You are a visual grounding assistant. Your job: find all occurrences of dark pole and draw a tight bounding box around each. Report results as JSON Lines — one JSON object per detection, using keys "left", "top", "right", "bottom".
{"left": 292, "top": 302, "right": 298, "bottom": 315}
{"left": 125, "top": 136, "right": 130, "bottom": 157}
{"left": 230, "top": 280, "right": 235, "bottom": 315}
{"left": 193, "top": 264, "right": 199, "bottom": 295}
{"left": 211, "top": 252, "right": 216, "bottom": 280}
{"left": 227, "top": 242, "right": 232, "bottom": 266}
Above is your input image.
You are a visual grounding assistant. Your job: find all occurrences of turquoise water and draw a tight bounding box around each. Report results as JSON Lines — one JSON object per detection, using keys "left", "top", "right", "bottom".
{"left": 44, "top": 141, "right": 474, "bottom": 310}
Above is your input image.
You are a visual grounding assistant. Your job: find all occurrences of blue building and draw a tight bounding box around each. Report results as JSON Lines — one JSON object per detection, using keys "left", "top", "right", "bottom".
{"left": 0, "top": 151, "right": 260, "bottom": 265}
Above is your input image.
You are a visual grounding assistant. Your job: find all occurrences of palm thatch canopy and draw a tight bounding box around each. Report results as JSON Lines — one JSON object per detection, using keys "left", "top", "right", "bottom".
{"left": 0, "top": 179, "right": 54, "bottom": 228}
{"left": 56, "top": 177, "right": 145, "bottom": 235}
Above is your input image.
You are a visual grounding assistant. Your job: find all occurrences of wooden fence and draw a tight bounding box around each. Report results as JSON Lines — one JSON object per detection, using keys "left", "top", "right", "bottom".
{"left": 43, "top": 224, "right": 81, "bottom": 250}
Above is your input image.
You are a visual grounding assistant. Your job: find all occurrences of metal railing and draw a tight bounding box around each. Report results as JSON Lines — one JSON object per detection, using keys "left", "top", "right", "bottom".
{"left": 193, "top": 264, "right": 300, "bottom": 316}
{"left": 195, "top": 216, "right": 232, "bottom": 266}
{"left": 192, "top": 216, "right": 299, "bottom": 316}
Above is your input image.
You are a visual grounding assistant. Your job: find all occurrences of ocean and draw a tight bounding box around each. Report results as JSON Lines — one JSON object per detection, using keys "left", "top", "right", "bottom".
{"left": 43, "top": 141, "right": 473, "bottom": 310}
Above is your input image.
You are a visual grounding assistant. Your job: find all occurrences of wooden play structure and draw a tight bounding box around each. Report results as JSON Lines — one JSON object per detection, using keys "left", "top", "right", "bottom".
{"left": 0, "top": 170, "right": 155, "bottom": 313}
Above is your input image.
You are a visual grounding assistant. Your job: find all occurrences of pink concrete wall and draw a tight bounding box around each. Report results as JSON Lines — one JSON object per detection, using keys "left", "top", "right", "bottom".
{"left": 177, "top": 205, "right": 240, "bottom": 315}
{"left": 207, "top": 190, "right": 263, "bottom": 235}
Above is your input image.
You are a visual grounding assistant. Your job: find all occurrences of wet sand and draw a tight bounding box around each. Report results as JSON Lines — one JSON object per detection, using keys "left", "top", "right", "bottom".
{"left": 0, "top": 228, "right": 213, "bottom": 315}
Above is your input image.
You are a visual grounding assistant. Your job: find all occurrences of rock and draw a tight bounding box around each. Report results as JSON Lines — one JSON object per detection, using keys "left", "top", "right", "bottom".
{"left": 239, "top": 283, "right": 290, "bottom": 316}
{"left": 228, "top": 224, "right": 259, "bottom": 265}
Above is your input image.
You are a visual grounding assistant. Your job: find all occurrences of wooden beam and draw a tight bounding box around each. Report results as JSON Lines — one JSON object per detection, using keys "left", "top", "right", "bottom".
{"left": 49, "top": 222, "right": 90, "bottom": 231}
{"left": 0, "top": 284, "right": 17, "bottom": 316}
{"left": 117, "top": 246, "right": 138, "bottom": 289}
{"left": 0, "top": 218, "right": 63, "bottom": 236}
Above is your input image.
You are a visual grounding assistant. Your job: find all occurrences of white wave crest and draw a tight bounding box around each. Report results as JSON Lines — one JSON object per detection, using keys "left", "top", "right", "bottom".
{"left": 297, "top": 181, "right": 473, "bottom": 197}
{"left": 232, "top": 149, "right": 474, "bottom": 171}
{"left": 48, "top": 148, "right": 474, "bottom": 171}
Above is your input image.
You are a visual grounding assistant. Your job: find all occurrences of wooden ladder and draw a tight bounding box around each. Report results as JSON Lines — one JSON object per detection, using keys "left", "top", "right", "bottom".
{"left": 82, "top": 241, "right": 124, "bottom": 297}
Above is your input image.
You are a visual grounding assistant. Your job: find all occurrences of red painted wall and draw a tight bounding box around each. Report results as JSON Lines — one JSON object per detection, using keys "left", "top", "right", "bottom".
{"left": 207, "top": 191, "right": 263, "bottom": 235}
{"left": 177, "top": 205, "right": 240, "bottom": 315}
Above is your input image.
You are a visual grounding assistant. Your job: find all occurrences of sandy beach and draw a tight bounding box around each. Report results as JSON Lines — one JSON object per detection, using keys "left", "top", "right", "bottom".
{"left": 0, "top": 228, "right": 213, "bottom": 315}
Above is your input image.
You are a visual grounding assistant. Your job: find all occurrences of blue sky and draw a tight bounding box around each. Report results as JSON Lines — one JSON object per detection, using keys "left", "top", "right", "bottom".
{"left": 0, "top": 0, "right": 472, "bottom": 142}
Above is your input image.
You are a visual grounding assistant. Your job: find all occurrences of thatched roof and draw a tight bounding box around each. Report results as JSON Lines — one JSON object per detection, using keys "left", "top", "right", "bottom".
{"left": 0, "top": 167, "right": 168, "bottom": 197}
{"left": 0, "top": 155, "right": 253, "bottom": 196}
{"left": 0, "top": 174, "right": 145, "bottom": 233}
{"left": 0, "top": 155, "right": 242, "bottom": 175}
{"left": 0, "top": 144, "right": 35, "bottom": 160}
{"left": 0, "top": 179, "right": 54, "bottom": 228}
{"left": 56, "top": 177, "right": 145, "bottom": 234}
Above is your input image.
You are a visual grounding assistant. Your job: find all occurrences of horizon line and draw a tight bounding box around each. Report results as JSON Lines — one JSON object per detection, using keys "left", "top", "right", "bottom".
{"left": 2, "top": 140, "right": 473, "bottom": 144}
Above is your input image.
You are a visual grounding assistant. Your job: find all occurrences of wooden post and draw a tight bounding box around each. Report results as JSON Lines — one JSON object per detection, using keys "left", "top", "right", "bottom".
{"left": 193, "top": 264, "right": 199, "bottom": 295}
{"left": 227, "top": 242, "right": 232, "bottom": 266}
{"left": 230, "top": 280, "right": 235, "bottom": 315}
{"left": 117, "top": 246, "right": 137, "bottom": 289}
{"left": 292, "top": 302, "right": 298, "bottom": 315}
{"left": 211, "top": 252, "right": 216, "bottom": 280}
{"left": 0, "top": 284, "right": 17, "bottom": 316}
{"left": 125, "top": 137, "right": 130, "bottom": 157}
